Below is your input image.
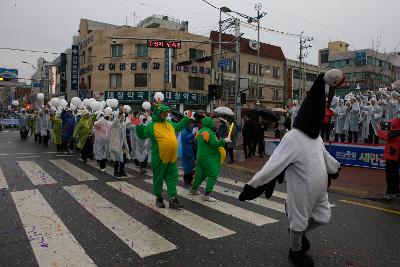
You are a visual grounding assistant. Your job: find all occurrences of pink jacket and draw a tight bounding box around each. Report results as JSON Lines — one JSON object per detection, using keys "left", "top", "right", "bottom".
{"left": 93, "top": 117, "right": 112, "bottom": 141}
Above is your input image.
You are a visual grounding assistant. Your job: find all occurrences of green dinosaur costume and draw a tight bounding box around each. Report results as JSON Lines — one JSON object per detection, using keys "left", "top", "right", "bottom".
{"left": 50, "top": 115, "right": 62, "bottom": 145}
{"left": 191, "top": 117, "right": 226, "bottom": 193}
{"left": 73, "top": 114, "right": 95, "bottom": 149}
{"left": 136, "top": 103, "right": 190, "bottom": 198}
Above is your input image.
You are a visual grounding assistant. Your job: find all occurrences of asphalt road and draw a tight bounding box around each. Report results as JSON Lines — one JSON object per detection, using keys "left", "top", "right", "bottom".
{"left": 0, "top": 129, "right": 399, "bottom": 267}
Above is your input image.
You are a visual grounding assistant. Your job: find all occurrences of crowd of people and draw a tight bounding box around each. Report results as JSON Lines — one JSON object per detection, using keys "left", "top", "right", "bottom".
{"left": 16, "top": 93, "right": 233, "bottom": 208}
{"left": 274, "top": 90, "right": 400, "bottom": 145}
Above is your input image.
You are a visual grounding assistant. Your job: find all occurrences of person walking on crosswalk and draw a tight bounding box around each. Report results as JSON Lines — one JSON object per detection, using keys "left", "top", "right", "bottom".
{"left": 110, "top": 111, "right": 130, "bottom": 177}
{"left": 190, "top": 116, "right": 231, "bottom": 201}
{"left": 61, "top": 109, "right": 76, "bottom": 154}
{"left": 50, "top": 111, "right": 62, "bottom": 152}
{"left": 136, "top": 92, "right": 192, "bottom": 209}
{"left": 73, "top": 109, "right": 95, "bottom": 163}
{"left": 239, "top": 69, "right": 343, "bottom": 267}
{"left": 93, "top": 112, "right": 112, "bottom": 171}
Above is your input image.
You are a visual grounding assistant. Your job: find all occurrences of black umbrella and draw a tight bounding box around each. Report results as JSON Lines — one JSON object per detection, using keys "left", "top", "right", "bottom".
{"left": 170, "top": 111, "right": 184, "bottom": 122}
{"left": 253, "top": 109, "right": 279, "bottom": 122}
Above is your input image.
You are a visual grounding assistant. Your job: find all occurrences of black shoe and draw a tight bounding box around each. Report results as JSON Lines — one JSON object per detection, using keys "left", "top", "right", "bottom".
{"left": 156, "top": 197, "right": 165, "bottom": 208}
{"left": 169, "top": 197, "right": 184, "bottom": 209}
{"left": 120, "top": 172, "right": 128, "bottom": 177}
{"left": 114, "top": 172, "right": 122, "bottom": 177}
{"left": 289, "top": 249, "right": 314, "bottom": 267}
{"left": 82, "top": 159, "right": 87, "bottom": 163}
{"left": 301, "top": 234, "right": 310, "bottom": 252}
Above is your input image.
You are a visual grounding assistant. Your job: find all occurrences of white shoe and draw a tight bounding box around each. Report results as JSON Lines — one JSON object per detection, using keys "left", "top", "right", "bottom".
{"left": 202, "top": 195, "right": 217, "bottom": 202}
{"left": 101, "top": 168, "right": 107, "bottom": 172}
{"left": 64, "top": 151, "right": 68, "bottom": 155}
{"left": 189, "top": 189, "right": 200, "bottom": 195}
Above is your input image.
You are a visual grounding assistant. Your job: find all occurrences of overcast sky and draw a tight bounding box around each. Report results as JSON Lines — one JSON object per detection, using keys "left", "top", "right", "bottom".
{"left": 1, "top": 0, "right": 399, "bottom": 83}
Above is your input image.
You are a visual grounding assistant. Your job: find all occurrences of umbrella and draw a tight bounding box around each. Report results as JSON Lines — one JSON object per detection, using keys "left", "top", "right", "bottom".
{"left": 170, "top": 111, "right": 184, "bottom": 122}
{"left": 214, "top": 106, "right": 234, "bottom": 116}
{"left": 253, "top": 109, "right": 279, "bottom": 122}
{"left": 272, "top": 108, "right": 287, "bottom": 113}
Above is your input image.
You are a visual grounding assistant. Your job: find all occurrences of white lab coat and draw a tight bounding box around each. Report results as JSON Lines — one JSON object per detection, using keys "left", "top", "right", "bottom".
{"left": 388, "top": 99, "right": 400, "bottom": 120}
{"left": 247, "top": 129, "right": 340, "bottom": 232}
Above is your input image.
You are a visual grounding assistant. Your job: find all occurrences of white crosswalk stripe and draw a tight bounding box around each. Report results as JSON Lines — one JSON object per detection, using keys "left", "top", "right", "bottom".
{"left": 144, "top": 179, "right": 277, "bottom": 226}
{"left": 64, "top": 184, "right": 176, "bottom": 258}
{"left": 50, "top": 159, "right": 97, "bottom": 181}
{"left": 17, "top": 161, "right": 57, "bottom": 185}
{"left": 107, "top": 181, "right": 235, "bottom": 239}
{"left": 0, "top": 166, "right": 8, "bottom": 189}
{"left": 11, "top": 189, "right": 96, "bottom": 266}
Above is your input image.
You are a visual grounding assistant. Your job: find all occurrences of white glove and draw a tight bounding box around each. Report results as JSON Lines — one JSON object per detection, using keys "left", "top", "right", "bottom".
{"left": 224, "top": 137, "right": 231, "bottom": 143}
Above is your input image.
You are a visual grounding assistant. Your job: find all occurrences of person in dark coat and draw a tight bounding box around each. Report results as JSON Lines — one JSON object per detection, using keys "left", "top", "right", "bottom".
{"left": 242, "top": 116, "right": 255, "bottom": 158}
{"left": 254, "top": 119, "right": 266, "bottom": 157}
{"left": 61, "top": 109, "right": 76, "bottom": 154}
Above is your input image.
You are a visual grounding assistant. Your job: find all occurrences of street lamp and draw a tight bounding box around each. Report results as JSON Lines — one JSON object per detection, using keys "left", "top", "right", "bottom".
{"left": 218, "top": 6, "right": 232, "bottom": 109}
{"left": 21, "top": 61, "right": 37, "bottom": 70}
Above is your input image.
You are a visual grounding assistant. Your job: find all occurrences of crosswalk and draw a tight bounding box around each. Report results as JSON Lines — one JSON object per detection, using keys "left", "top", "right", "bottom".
{"left": 1, "top": 158, "right": 337, "bottom": 264}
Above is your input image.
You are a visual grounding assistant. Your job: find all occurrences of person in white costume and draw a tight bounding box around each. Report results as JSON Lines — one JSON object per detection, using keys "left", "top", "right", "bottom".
{"left": 93, "top": 112, "right": 112, "bottom": 171}
{"left": 239, "top": 69, "right": 343, "bottom": 267}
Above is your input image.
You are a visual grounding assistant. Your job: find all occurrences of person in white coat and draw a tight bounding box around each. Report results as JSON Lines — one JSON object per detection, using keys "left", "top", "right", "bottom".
{"left": 93, "top": 113, "right": 112, "bottom": 171}
{"left": 359, "top": 97, "right": 369, "bottom": 143}
{"left": 344, "top": 98, "right": 360, "bottom": 143}
{"left": 239, "top": 69, "right": 342, "bottom": 267}
{"left": 388, "top": 91, "right": 400, "bottom": 120}
{"left": 289, "top": 100, "right": 300, "bottom": 128}
{"left": 109, "top": 112, "right": 130, "bottom": 177}
{"left": 333, "top": 99, "right": 347, "bottom": 142}
{"left": 36, "top": 109, "right": 51, "bottom": 147}
{"left": 18, "top": 109, "right": 30, "bottom": 140}
{"left": 127, "top": 113, "right": 151, "bottom": 173}
{"left": 361, "top": 98, "right": 383, "bottom": 144}
{"left": 378, "top": 93, "right": 390, "bottom": 122}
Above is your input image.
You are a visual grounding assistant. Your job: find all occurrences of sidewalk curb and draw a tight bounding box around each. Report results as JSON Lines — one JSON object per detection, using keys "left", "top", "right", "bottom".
{"left": 224, "top": 163, "right": 257, "bottom": 175}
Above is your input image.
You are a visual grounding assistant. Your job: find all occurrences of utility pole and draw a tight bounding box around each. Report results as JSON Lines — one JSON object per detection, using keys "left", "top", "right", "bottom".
{"left": 298, "top": 32, "right": 313, "bottom": 102}
{"left": 234, "top": 18, "right": 241, "bottom": 129}
{"left": 255, "top": 3, "right": 265, "bottom": 99}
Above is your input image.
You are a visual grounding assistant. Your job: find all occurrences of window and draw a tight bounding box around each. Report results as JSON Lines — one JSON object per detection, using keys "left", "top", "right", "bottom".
{"left": 82, "top": 51, "right": 86, "bottom": 64}
{"left": 87, "top": 47, "right": 92, "bottom": 62}
{"left": 306, "top": 72, "right": 318, "bottom": 82}
{"left": 258, "top": 88, "right": 263, "bottom": 98}
{"left": 320, "top": 50, "right": 329, "bottom": 64}
{"left": 189, "top": 76, "right": 204, "bottom": 90}
{"left": 189, "top": 48, "right": 204, "bottom": 60}
{"left": 248, "top": 63, "right": 257, "bottom": 75}
{"left": 136, "top": 44, "right": 148, "bottom": 57}
{"left": 172, "top": 74, "right": 176, "bottom": 89}
{"left": 225, "top": 59, "right": 236, "bottom": 72}
{"left": 88, "top": 75, "right": 91, "bottom": 89}
{"left": 272, "top": 67, "right": 280, "bottom": 78}
{"left": 110, "top": 74, "right": 122, "bottom": 87}
{"left": 293, "top": 69, "right": 302, "bottom": 80}
{"left": 273, "top": 90, "right": 279, "bottom": 100}
{"left": 135, "top": 73, "right": 147, "bottom": 87}
{"left": 111, "top": 44, "right": 123, "bottom": 57}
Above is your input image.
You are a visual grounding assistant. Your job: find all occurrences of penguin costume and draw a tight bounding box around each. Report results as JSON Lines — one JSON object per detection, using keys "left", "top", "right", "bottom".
{"left": 239, "top": 69, "right": 344, "bottom": 267}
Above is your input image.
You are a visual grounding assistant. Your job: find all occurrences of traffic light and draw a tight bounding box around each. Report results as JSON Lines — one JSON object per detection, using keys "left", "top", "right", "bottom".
{"left": 208, "top": 84, "right": 217, "bottom": 101}
{"left": 215, "top": 85, "right": 223, "bottom": 99}
{"left": 240, "top": 92, "right": 246, "bottom": 104}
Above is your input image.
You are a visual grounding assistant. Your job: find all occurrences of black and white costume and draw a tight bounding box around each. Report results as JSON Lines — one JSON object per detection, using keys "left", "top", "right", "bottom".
{"left": 239, "top": 69, "right": 343, "bottom": 267}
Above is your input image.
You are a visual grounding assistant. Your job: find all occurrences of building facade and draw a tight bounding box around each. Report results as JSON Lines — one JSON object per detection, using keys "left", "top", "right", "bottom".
{"left": 286, "top": 59, "right": 329, "bottom": 102}
{"left": 78, "top": 19, "right": 211, "bottom": 111}
{"left": 209, "top": 31, "right": 286, "bottom": 110}
{"left": 319, "top": 41, "right": 400, "bottom": 91}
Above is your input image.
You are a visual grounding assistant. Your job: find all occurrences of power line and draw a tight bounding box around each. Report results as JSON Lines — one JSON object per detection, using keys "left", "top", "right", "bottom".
{"left": 0, "top": 47, "right": 61, "bottom": 55}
